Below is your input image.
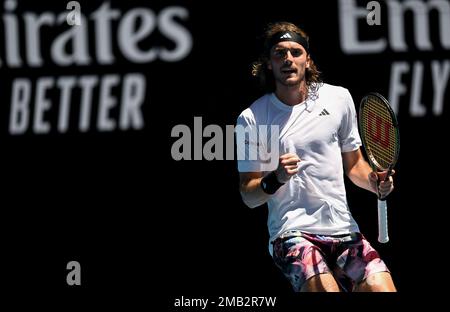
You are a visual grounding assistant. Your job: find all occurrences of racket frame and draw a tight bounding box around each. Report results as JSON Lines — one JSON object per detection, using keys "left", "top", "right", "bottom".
{"left": 359, "top": 92, "right": 400, "bottom": 243}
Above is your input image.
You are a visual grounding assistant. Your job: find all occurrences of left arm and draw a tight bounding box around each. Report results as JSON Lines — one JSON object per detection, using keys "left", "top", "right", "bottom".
{"left": 342, "top": 148, "right": 394, "bottom": 198}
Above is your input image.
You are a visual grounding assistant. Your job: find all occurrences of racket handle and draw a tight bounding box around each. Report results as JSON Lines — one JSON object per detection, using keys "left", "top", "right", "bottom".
{"left": 377, "top": 199, "right": 389, "bottom": 243}
{"left": 378, "top": 167, "right": 393, "bottom": 200}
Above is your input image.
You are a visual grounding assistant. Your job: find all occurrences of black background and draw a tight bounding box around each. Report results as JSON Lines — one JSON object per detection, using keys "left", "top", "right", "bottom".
{"left": 1, "top": 0, "right": 448, "bottom": 308}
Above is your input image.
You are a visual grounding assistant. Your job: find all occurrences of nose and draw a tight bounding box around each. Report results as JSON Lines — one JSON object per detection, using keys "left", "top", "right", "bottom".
{"left": 283, "top": 57, "right": 293, "bottom": 66}
{"left": 283, "top": 50, "right": 294, "bottom": 64}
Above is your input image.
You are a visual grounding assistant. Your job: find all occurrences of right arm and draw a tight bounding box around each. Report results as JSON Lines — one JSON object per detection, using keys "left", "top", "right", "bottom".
{"left": 239, "top": 172, "right": 268, "bottom": 208}
{"left": 239, "top": 153, "right": 301, "bottom": 208}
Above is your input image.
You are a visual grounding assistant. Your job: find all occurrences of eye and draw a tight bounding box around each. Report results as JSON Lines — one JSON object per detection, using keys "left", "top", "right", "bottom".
{"left": 273, "top": 49, "right": 287, "bottom": 58}
{"left": 290, "top": 49, "right": 302, "bottom": 57}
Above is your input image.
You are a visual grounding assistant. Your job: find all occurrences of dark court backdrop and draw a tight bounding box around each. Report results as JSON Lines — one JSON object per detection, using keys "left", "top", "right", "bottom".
{"left": 1, "top": 0, "right": 448, "bottom": 308}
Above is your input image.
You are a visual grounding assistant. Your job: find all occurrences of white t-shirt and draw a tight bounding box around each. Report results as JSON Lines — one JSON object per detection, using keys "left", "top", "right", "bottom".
{"left": 236, "top": 83, "right": 362, "bottom": 255}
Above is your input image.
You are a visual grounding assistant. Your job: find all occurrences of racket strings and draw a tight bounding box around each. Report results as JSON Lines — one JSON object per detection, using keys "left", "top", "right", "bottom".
{"left": 361, "top": 97, "right": 398, "bottom": 169}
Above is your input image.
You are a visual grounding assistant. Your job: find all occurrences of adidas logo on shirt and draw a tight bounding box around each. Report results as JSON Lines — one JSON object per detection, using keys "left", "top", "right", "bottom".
{"left": 319, "top": 109, "right": 330, "bottom": 116}
{"left": 280, "top": 33, "right": 292, "bottom": 39}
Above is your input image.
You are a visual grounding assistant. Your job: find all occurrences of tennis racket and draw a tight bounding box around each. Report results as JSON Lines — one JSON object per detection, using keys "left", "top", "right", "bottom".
{"left": 359, "top": 93, "right": 400, "bottom": 243}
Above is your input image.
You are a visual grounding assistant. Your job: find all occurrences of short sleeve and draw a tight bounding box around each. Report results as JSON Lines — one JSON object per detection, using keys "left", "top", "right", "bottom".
{"left": 235, "top": 110, "right": 278, "bottom": 172}
{"left": 338, "top": 89, "right": 362, "bottom": 152}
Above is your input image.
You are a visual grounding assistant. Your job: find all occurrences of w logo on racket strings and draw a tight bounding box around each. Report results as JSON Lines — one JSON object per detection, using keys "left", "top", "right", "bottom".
{"left": 368, "top": 111, "right": 391, "bottom": 148}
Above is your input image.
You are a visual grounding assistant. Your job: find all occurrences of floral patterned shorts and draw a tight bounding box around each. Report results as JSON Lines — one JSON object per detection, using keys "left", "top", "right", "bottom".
{"left": 272, "top": 231, "right": 389, "bottom": 292}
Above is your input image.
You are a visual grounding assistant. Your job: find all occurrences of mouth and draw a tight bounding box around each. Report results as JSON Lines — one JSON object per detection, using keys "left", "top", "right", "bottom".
{"left": 281, "top": 68, "right": 297, "bottom": 75}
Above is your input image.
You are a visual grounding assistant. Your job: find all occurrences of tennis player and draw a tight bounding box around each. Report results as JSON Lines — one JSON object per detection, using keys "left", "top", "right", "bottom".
{"left": 236, "top": 22, "right": 396, "bottom": 292}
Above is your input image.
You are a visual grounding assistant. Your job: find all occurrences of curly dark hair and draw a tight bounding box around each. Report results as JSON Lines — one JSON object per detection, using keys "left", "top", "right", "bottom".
{"left": 252, "top": 22, "right": 322, "bottom": 97}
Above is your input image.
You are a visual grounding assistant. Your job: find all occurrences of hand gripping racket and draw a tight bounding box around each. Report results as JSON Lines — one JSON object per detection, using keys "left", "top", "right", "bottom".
{"left": 359, "top": 93, "right": 400, "bottom": 243}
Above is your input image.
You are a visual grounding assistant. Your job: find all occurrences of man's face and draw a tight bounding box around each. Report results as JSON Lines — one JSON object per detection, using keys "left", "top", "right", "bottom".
{"left": 268, "top": 41, "right": 310, "bottom": 87}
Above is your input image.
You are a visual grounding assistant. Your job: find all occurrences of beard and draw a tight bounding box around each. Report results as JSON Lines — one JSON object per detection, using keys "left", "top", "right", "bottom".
{"left": 274, "top": 67, "right": 306, "bottom": 87}
{"left": 275, "top": 73, "right": 302, "bottom": 87}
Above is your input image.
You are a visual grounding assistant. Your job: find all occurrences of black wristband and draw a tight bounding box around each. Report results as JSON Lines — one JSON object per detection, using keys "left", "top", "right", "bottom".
{"left": 261, "top": 171, "right": 285, "bottom": 195}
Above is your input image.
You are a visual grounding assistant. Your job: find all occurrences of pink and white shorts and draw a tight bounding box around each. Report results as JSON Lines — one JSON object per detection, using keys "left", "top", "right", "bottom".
{"left": 272, "top": 231, "right": 390, "bottom": 292}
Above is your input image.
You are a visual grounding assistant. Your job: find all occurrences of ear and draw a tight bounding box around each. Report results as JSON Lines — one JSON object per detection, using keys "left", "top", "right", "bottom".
{"left": 306, "top": 56, "right": 310, "bottom": 69}
{"left": 267, "top": 60, "right": 272, "bottom": 71}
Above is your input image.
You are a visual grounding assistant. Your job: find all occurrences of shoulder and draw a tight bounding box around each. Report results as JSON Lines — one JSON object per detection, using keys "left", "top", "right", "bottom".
{"left": 237, "top": 94, "right": 271, "bottom": 125}
{"left": 319, "top": 83, "right": 352, "bottom": 99}
{"left": 318, "top": 83, "right": 355, "bottom": 110}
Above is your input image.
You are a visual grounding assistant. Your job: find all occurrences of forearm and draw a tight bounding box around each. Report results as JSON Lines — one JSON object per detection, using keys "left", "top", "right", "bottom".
{"left": 240, "top": 177, "right": 271, "bottom": 208}
{"left": 347, "top": 158, "right": 377, "bottom": 194}
{"left": 239, "top": 154, "right": 299, "bottom": 208}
